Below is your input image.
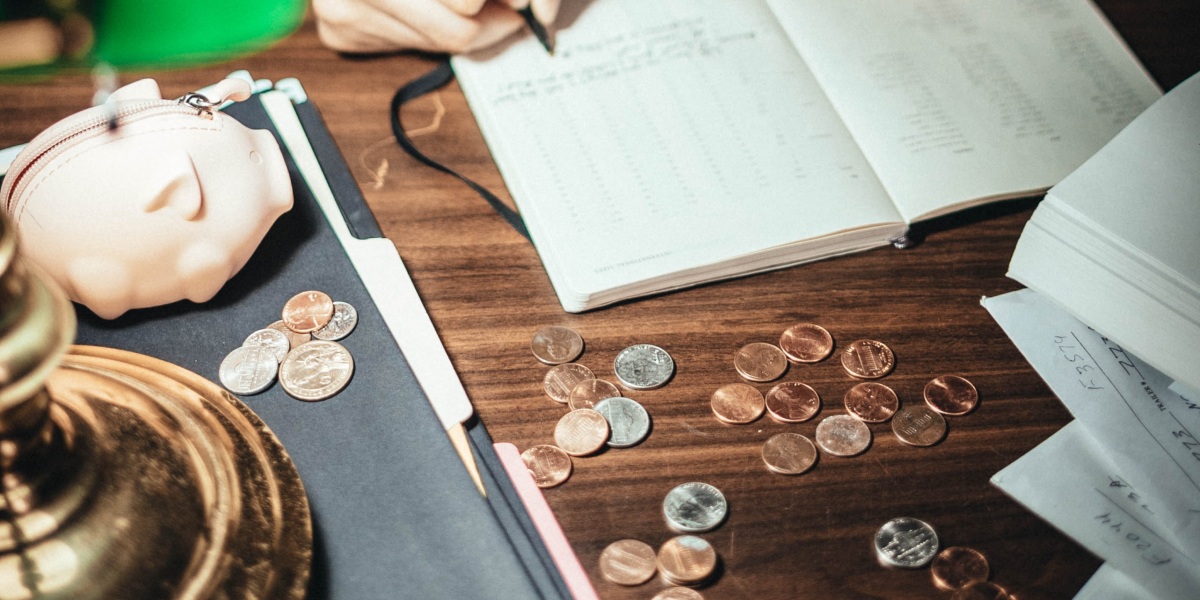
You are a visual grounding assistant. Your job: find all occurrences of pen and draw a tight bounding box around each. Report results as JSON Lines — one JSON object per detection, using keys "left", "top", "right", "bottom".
{"left": 518, "top": 5, "right": 554, "bottom": 55}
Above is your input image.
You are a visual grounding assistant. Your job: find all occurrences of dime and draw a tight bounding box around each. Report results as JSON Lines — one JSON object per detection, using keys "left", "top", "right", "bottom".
{"left": 657, "top": 535, "right": 717, "bottom": 586}
{"left": 875, "top": 517, "right": 939, "bottom": 569}
{"left": 553, "top": 409, "right": 610, "bottom": 456}
{"left": 218, "top": 345, "right": 278, "bottom": 395}
{"left": 281, "top": 290, "right": 335, "bottom": 333}
{"left": 764, "top": 381, "right": 821, "bottom": 423}
{"left": 567, "top": 378, "right": 621, "bottom": 410}
{"left": 952, "top": 580, "right": 1011, "bottom": 600}
{"left": 543, "top": 363, "right": 595, "bottom": 404}
{"left": 924, "top": 375, "right": 979, "bottom": 416}
{"left": 598, "top": 539, "right": 657, "bottom": 586}
{"left": 593, "top": 397, "right": 651, "bottom": 448}
{"left": 521, "top": 444, "right": 573, "bottom": 488}
{"left": 733, "top": 342, "right": 788, "bottom": 382}
{"left": 844, "top": 382, "right": 899, "bottom": 423}
{"left": 761, "top": 432, "right": 818, "bottom": 475}
{"left": 662, "top": 482, "right": 727, "bottom": 533}
{"left": 279, "top": 340, "right": 354, "bottom": 401}
{"left": 530, "top": 325, "right": 584, "bottom": 365}
{"left": 710, "top": 383, "right": 765, "bottom": 424}
{"left": 312, "top": 301, "right": 358, "bottom": 341}
{"left": 613, "top": 344, "right": 674, "bottom": 390}
{"left": 815, "top": 414, "right": 872, "bottom": 457}
{"left": 891, "top": 405, "right": 947, "bottom": 447}
{"left": 932, "top": 546, "right": 990, "bottom": 591}
{"left": 268, "top": 319, "right": 311, "bottom": 349}
{"left": 242, "top": 327, "right": 290, "bottom": 363}
{"left": 651, "top": 588, "right": 704, "bottom": 600}
{"left": 778, "top": 322, "right": 834, "bottom": 363}
{"left": 840, "top": 339, "right": 895, "bottom": 379}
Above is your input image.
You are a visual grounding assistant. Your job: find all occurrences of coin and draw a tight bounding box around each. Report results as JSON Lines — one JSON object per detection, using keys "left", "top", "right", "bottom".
{"left": 924, "top": 375, "right": 979, "bottom": 416}
{"left": 553, "top": 408, "right": 610, "bottom": 456}
{"left": 815, "top": 414, "right": 872, "bottom": 457}
{"left": 530, "top": 325, "right": 584, "bottom": 365}
{"left": 218, "top": 345, "right": 279, "bottom": 395}
{"left": 593, "top": 397, "right": 651, "bottom": 448}
{"left": 657, "top": 535, "right": 717, "bottom": 586}
{"left": 652, "top": 588, "right": 704, "bottom": 600}
{"left": 932, "top": 546, "right": 990, "bottom": 591}
{"left": 778, "top": 323, "right": 834, "bottom": 363}
{"left": 844, "top": 382, "right": 899, "bottom": 423}
{"left": 268, "top": 319, "right": 311, "bottom": 349}
{"left": 710, "top": 383, "right": 765, "bottom": 424}
{"left": 279, "top": 340, "right": 354, "bottom": 401}
{"left": 761, "top": 432, "right": 818, "bottom": 475}
{"left": 568, "top": 378, "right": 621, "bottom": 410}
{"left": 891, "top": 405, "right": 947, "bottom": 447}
{"left": 952, "top": 581, "right": 1011, "bottom": 600}
{"left": 662, "top": 482, "right": 727, "bottom": 533}
{"left": 242, "top": 327, "right": 290, "bottom": 363}
{"left": 613, "top": 344, "right": 674, "bottom": 390}
{"left": 543, "top": 363, "right": 595, "bottom": 404}
{"left": 521, "top": 444, "right": 573, "bottom": 488}
{"left": 281, "top": 290, "right": 335, "bottom": 333}
{"left": 733, "top": 342, "right": 788, "bottom": 382}
{"left": 764, "top": 381, "right": 821, "bottom": 423}
{"left": 840, "top": 339, "right": 895, "bottom": 379}
{"left": 312, "top": 301, "right": 358, "bottom": 341}
{"left": 875, "top": 517, "right": 939, "bottom": 568}
{"left": 598, "top": 539, "right": 657, "bottom": 586}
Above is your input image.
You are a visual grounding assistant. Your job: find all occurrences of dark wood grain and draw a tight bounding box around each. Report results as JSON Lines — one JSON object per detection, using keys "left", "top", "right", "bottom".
{"left": 2, "top": 2, "right": 1197, "bottom": 598}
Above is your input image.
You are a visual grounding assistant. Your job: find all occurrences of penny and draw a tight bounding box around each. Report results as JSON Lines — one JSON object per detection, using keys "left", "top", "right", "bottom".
{"left": 778, "top": 322, "right": 834, "bottom": 363}
{"left": 312, "top": 301, "right": 358, "bottom": 341}
{"left": 268, "top": 319, "right": 311, "bottom": 349}
{"left": 710, "top": 383, "right": 765, "bottom": 424}
{"left": 651, "top": 588, "right": 704, "bottom": 600}
{"left": 598, "top": 539, "right": 657, "bottom": 586}
{"left": 281, "top": 290, "right": 335, "bottom": 333}
{"left": 952, "top": 580, "right": 1011, "bottom": 600}
{"left": 875, "top": 516, "right": 939, "bottom": 568}
{"left": 520, "top": 444, "right": 573, "bottom": 488}
{"left": 932, "top": 546, "right": 990, "bottom": 591}
{"left": 815, "top": 414, "right": 872, "bottom": 457}
{"left": 553, "top": 408, "right": 610, "bottom": 456}
{"left": 543, "top": 363, "right": 595, "bottom": 404}
{"left": 613, "top": 344, "right": 674, "bottom": 390}
{"left": 218, "top": 345, "right": 278, "bottom": 395}
{"left": 924, "top": 375, "right": 979, "bottom": 416}
{"left": 242, "top": 327, "right": 290, "bottom": 363}
{"left": 593, "top": 397, "right": 651, "bottom": 448}
{"left": 568, "top": 378, "right": 621, "bottom": 410}
{"left": 840, "top": 339, "right": 895, "bottom": 379}
{"left": 891, "top": 405, "right": 947, "bottom": 447}
{"left": 530, "top": 325, "right": 585, "bottom": 365}
{"left": 844, "top": 382, "right": 899, "bottom": 423}
{"left": 662, "top": 482, "right": 727, "bottom": 533}
{"left": 761, "top": 432, "right": 818, "bottom": 475}
{"left": 656, "top": 535, "right": 717, "bottom": 586}
{"left": 764, "top": 381, "right": 821, "bottom": 423}
{"left": 733, "top": 342, "right": 788, "bottom": 382}
{"left": 279, "top": 340, "right": 354, "bottom": 401}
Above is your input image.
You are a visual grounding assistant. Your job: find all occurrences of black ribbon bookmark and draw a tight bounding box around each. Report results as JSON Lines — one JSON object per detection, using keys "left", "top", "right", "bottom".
{"left": 390, "top": 57, "right": 532, "bottom": 241}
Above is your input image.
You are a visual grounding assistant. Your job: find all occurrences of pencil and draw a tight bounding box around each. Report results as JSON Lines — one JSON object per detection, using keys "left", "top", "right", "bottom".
{"left": 518, "top": 6, "right": 554, "bottom": 55}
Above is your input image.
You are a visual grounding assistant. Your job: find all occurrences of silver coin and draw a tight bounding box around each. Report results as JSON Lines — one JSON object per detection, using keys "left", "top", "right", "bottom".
{"left": 593, "top": 397, "right": 651, "bottom": 448}
{"left": 662, "top": 482, "right": 727, "bottom": 533}
{"left": 218, "top": 345, "right": 279, "bottom": 395}
{"left": 875, "top": 517, "right": 939, "bottom": 568}
{"left": 279, "top": 340, "right": 355, "bottom": 401}
{"left": 313, "top": 301, "right": 358, "bottom": 341}
{"left": 613, "top": 344, "right": 674, "bottom": 390}
{"left": 268, "top": 319, "right": 311, "bottom": 349}
{"left": 243, "top": 327, "right": 291, "bottom": 363}
{"left": 815, "top": 414, "right": 872, "bottom": 457}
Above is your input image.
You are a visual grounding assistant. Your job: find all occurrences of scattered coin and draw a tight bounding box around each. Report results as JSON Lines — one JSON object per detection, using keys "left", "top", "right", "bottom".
{"left": 764, "top": 381, "right": 821, "bottom": 423}
{"left": 657, "top": 535, "right": 718, "bottom": 586}
{"left": 598, "top": 539, "right": 657, "bottom": 586}
{"left": 268, "top": 319, "right": 311, "bottom": 349}
{"left": 733, "top": 342, "right": 789, "bottom": 382}
{"left": 218, "top": 345, "right": 279, "bottom": 395}
{"left": 663, "top": 482, "right": 727, "bottom": 533}
{"left": 651, "top": 588, "right": 704, "bottom": 600}
{"left": 593, "top": 397, "right": 651, "bottom": 448}
{"left": 279, "top": 340, "right": 355, "bottom": 401}
{"left": 932, "top": 546, "right": 990, "bottom": 592}
{"left": 761, "top": 432, "right": 818, "bottom": 475}
{"left": 543, "top": 363, "right": 595, "bottom": 404}
{"left": 924, "top": 375, "right": 979, "bottom": 416}
{"left": 613, "top": 344, "right": 675, "bottom": 390}
{"left": 815, "top": 414, "right": 872, "bottom": 457}
{"left": 282, "top": 290, "right": 335, "bottom": 333}
{"left": 553, "top": 408, "right": 610, "bottom": 456}
{"left": 530, "top": 325, "right": 585, "bottom": 365}
{"left": 891, "top": 405, "right": 948, "bottom": 447}
{"left": 567, "top": 378, "right": 621, "bottom": 410}
{"left": 710, "top": 383, "right": 765, "bottom": 424}
{"left": 312, "top": 301, "right": 358, "bottom": 341}
{"left": 520, "top": 445, "right": 573, "bottom": 488}
{"left": 844, "top": 382, "right": 900, "bottom": 423}
{"left": 952, "top": 580, "right": 1012, "bottom": 600}
{"left": 840, "top": 339, "right": 895, "bottom": 379}
{"left": 875, "top": 517, "right": 939, "bottom": 569}
{"left": 243, "top": 327, "right": 291, "bottom": 363}
{"left": 778, "top": 322, "right": 834, "bottom": 363}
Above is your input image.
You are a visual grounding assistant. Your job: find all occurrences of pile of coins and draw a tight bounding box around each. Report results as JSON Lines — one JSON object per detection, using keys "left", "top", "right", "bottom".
{"left": 218, "top": 290, "right": 357, "bottom": 402}
{"left": 873, "top": 517, "right": 1012, "bottom": 599}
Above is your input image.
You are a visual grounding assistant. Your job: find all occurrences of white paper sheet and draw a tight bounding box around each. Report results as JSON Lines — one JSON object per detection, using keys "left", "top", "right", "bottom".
{"left": 1075, "top": 563, "right": 1154, "bottom": 600}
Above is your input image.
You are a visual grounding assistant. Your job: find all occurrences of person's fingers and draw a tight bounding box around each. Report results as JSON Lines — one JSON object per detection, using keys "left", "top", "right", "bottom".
{"left": 434, "top": 0, "right": 489, "bottom": 17}
{"left": 529, "top": 0, "right": 560, "bottom": 26}
{"left": 463, "top": 2, "right": 527, "bottom": 52}
{"left": 313, "top": 0, "right": 426, "bottom": 53}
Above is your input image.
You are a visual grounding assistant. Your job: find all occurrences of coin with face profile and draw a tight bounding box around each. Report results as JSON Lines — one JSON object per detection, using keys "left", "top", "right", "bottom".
{"left": 815, "top": 414, "right": 872, "bottom": 457}
{"left": 765, "top": 381, "right": 821, "bottom": 423}
{"left": 312, "top": 301, "right": 358, "bottom": 341}
{"left": 521, "top": 444, "right": 573, "bottom": 488}
{"left": 613, "top": 344, "right": 674, "bottom": 390}
{"left": 710, "top": 383, "right": 765, "bottom": 424}
{"left": 931, "top": 546, "right": 990, "bottom": 591}
{"left": 593, "top": 396, "right": 651, "bottom": 448}
{"left": 778, "top": 322, "right": 834, "bottom": 363}
{"left": 733, "top": 342, "right": 789, "bottom": 382}
{"left": 281, "top": 290, "right": 335, "bottom": 333}
{"left": 531, "top": 325, "right": 585, "bottom": 365}
{"left": 662, "top": 482, "right": 727, "bottom": 533}
{"left": 568, "top": 378, "right": 621, "bottom": 410}
{"left": 844, "top": 382, "right": 899, "bottom": 423}
{"left": 924, "top": 375, "right": 979, "bottom": 416}
{"left": 762, "top": 432, "right": 818, "bottom": 475}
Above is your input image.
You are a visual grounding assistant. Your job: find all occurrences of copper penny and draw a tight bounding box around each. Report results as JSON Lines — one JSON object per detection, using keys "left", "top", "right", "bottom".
{"left": 844, "top": 382, "right": 900, "bottom": 423}
{"left": 815, "top": 414, "right": 872, "bottom": 457}
{"left": 543, "top": 363, "right": 594, "bottom": 404}
{"left": 598, "top": 539, "right": 657, "bottom": 586}
{"left": 778, "top": 322, "right": 834, "bottom": 363}
{"left": 924, "top": 375, "right": 979, "bottom": 416}
{"left": 761, "top": 432, "right": 818, "bottom": 475}
{"left": 530, "top": 325, "right": 584, "bottom": 365}
{"left": 652, "top": 588, "right": 704, "bottom": 600}
{"left": 268, "top": 319, "right": 311, "bottom": 349}
{"left": 891, "top": 405, "right": 947, "bottom": 447}
{"left": 657, "top": 535, "right": 717, "bottom": 586}
{"left": 765, "top": 381, "right": 821, "bottom": 423}
{"left": 520, "top": 444, "right": 572, "bottom": 488}
{"left": 553, "top": 408, "right": 610, "bottom": 456}
{"left": 952, "top": 580, "right": 1011, "bottom": 600}
{"left": 568, "top": 378, "right": 621, "bottom": 410}
{"left": 733, "top": 342, "right": 788, "bottom": 382}
{"left": 932, "top": 546, "right": 990, "bottom": 591}
{"left": 710, "top": 383, "right": 765, "bottom": 424}
{"left": 840, "top": 339, "right": 895, "bottom": 379}
{"left": 281, "top": 290, "right": 335, "bottom": 333}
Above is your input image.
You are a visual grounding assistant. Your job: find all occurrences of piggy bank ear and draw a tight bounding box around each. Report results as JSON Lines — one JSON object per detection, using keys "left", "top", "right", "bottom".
{"left": 139, "top": 149, "right": 203, "bottom": 221}
{"left": 107, "top": 79, "right": 163, "bottom": 103}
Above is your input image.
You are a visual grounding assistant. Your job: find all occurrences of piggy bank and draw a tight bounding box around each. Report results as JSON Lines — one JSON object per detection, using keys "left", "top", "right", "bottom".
{"left": 0, "top": 78, "right": 293, "bottom": 319}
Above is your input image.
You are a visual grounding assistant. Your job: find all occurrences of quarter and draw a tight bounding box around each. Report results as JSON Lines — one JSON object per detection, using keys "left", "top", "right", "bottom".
{"left": 840, "top": 339, "right": 895, "bottom": 379}
{"left": 598, "top": 539, "right": 657, "bottom": 586}
{"left": 733, "top": 342, "right": 788, "bottom": 382}
{"left": 530, "top": 325, "right": 585, "bottom": 365}
{"left": 815, "top": 414, "right": 872, "bottom": 457}
{"left": 761, "top": 432, "right": 818, "bottom": 475}
{"left": 543, "top": 363, "right": 595, "bottom": 404}
{"left": 924, "top": 375, "right": 979, "bottom": 416}
{"left": 553, "top": 409, "right": 610, "bottom": 456}
{"left": 875, "top": 516, "right": 939, "bottom": 569}
{"left": 593, "top": 397, "right": 651, "bottom": 448}
{"left": 613, "top": 343, "right": 674, "bottom": 390}
{"left": 662, "top": 481, "right": 727, "bottom": 533}
{"left": 520, "top": 444, "right": 573, "bottom": 488}
{"left": 778, "top": 322, "right": 834, "bottom": 363}
{"left": 279, "top": 340, "right": 354, "bottom": 401}
{"left": 844, "top": 382, "right": 899, "bottom": 423}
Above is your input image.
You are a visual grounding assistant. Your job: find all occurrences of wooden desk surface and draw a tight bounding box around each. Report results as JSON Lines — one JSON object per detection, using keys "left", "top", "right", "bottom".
{"left": 2, "top": 3, "right": 1198, "bottom": 598}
